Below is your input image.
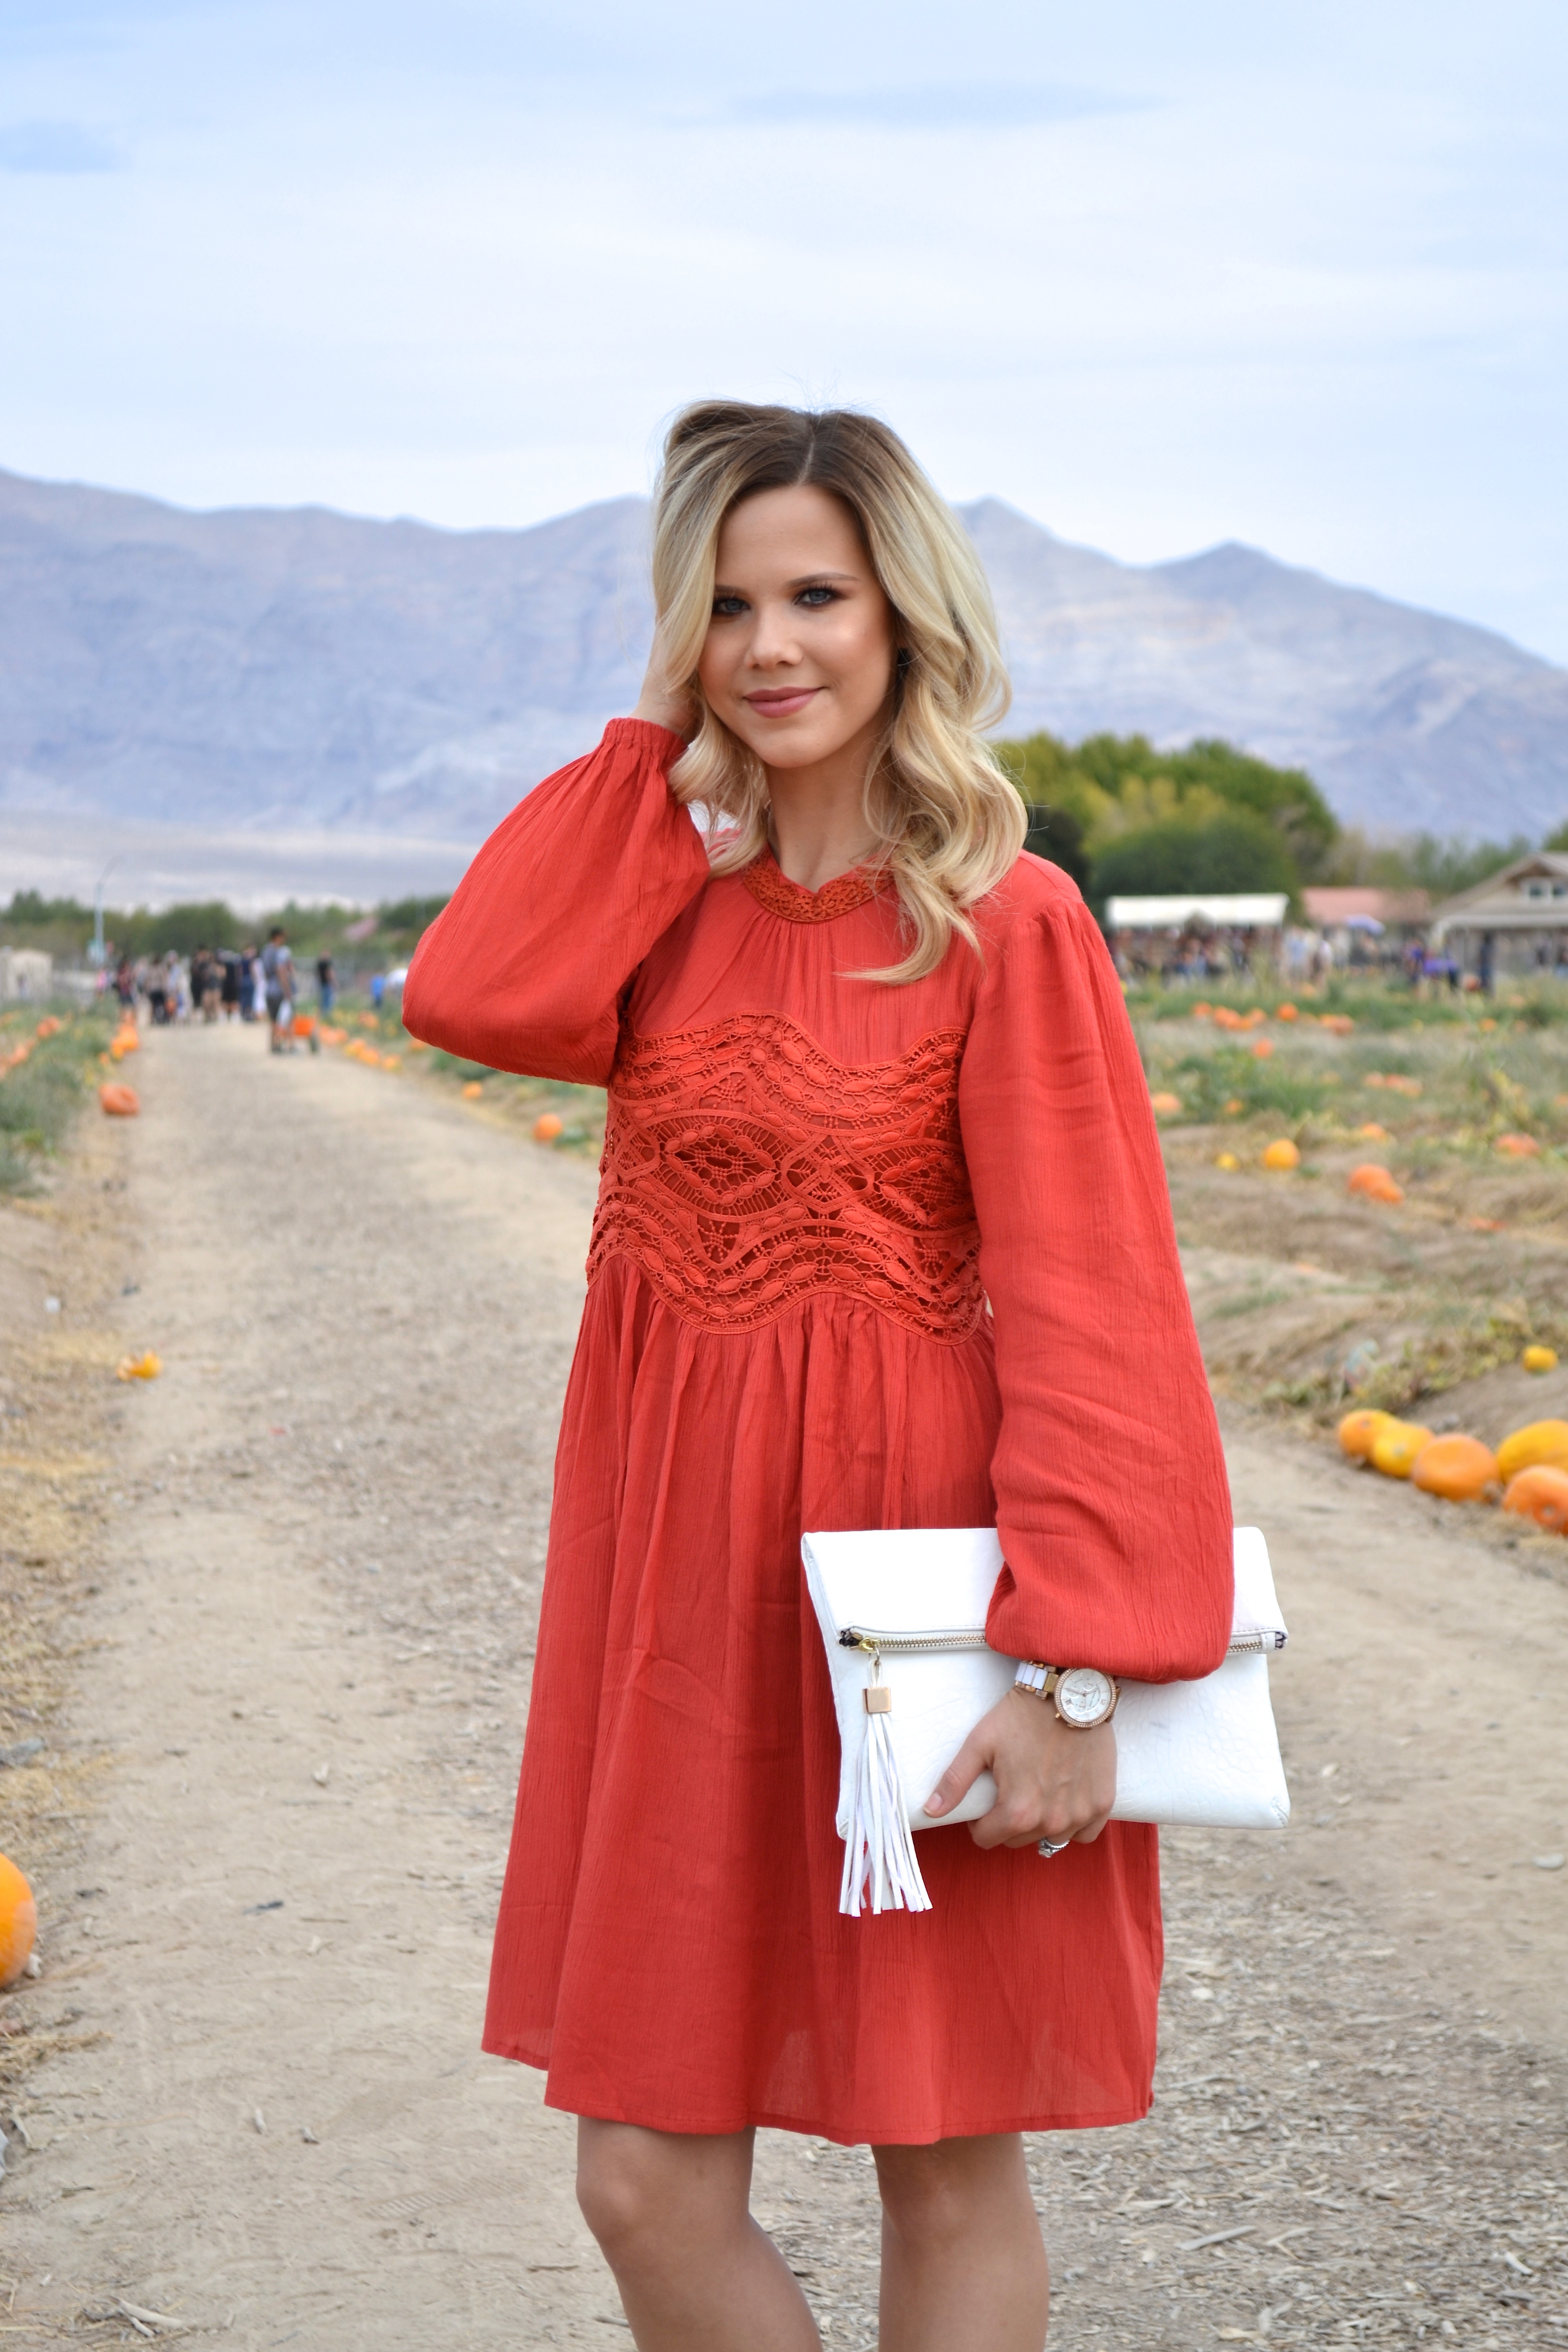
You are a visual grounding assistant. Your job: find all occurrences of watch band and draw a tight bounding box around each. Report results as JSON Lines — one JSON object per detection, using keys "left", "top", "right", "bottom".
{"left": 1014, "top": 1660, "right": 1056, "bottom": 1698}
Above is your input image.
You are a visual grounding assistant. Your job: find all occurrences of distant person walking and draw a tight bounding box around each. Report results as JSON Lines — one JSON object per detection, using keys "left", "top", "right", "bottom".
{"left": 316, "top": 951, "right": 336, "bottom": 1017}
{"left": 192, "top": 946, "right": 221, "bottom": 1021}
{"left": 1478, "top": 932, "right": 1497, "bottom": 996}
{"left": 219, "top": 949, "right": 242, "bottom": 1021}
{"left": 145, "top": 955, "right": 170, "bottom": 1025}
{"left": 261, "top": 927, "right": 296, "bottom": 1052}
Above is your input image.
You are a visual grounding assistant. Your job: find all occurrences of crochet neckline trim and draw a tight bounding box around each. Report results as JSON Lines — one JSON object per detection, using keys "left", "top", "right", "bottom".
{"left": 740, "top": 848, "right": 886, "bottom": 924}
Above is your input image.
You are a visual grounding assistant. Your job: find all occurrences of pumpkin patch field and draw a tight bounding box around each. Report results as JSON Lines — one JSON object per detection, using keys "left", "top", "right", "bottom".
{"left": 1133, "top": 978, "right": 1568, "bottom": 1449}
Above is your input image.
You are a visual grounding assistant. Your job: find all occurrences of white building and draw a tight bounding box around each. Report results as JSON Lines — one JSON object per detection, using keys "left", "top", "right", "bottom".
{"left": 1429, "top": 853, "right": 1568, "bottom": 976}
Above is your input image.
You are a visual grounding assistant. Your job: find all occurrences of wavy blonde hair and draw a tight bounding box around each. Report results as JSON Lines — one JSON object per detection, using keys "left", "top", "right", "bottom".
{"left": 652, "top": 401, "right": 1023, "bottom": 983}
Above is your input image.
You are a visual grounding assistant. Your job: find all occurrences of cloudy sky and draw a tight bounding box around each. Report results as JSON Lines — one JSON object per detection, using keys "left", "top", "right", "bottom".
{"left": 4, "top": 0, "right": 1566, "bottom": 657}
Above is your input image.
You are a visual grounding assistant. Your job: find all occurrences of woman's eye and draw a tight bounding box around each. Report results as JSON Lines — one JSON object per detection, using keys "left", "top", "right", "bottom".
{"left": 712, "top": 594, "right": 748, "bottom": 618}
{"left": 796, "top": 585, "right": 839, "bottom": 608}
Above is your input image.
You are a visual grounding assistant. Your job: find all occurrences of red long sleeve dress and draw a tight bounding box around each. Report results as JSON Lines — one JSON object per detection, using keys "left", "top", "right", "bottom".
{"left": 403, "top": 718, "right": 1233, "bottom": 2147}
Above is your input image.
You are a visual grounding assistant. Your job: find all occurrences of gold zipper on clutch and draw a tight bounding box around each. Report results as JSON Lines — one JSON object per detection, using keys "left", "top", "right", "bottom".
{"left": 839, "top": 1627, "right": 990, "bottom": 1654}
{"left": 840, "top": 1627, "right": 1285, "bottom": 1657}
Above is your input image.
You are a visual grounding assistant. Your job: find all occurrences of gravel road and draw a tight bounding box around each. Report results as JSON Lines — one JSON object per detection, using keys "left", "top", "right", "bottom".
{"left": 1, "top": 1021, "right": 1565, "bottom": 2349}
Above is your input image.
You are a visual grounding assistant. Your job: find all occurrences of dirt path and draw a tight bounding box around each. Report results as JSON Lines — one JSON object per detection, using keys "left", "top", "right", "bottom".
{"left": 3, "top": 1024, "right": 1566, "bottom": 2349}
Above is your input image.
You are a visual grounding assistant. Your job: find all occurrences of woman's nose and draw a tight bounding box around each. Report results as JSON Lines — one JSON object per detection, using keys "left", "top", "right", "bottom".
{"left": 745, "top": 602, "right": 801, "bottom": 670}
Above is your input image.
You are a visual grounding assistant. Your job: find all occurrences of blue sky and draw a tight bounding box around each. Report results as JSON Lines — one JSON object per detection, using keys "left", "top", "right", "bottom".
{"left": 3, "top": 0, "right": 1566, "bottom": 657}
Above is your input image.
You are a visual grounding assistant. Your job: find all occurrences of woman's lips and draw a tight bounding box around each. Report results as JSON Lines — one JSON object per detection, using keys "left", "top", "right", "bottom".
{"left": 744, "top": 687, "right": 821, "bottom": 717}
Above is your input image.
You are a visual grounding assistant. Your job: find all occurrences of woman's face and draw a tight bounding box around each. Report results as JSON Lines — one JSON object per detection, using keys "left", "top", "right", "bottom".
{"left": 697, "top": 483, "right": 898, "bottom": 772}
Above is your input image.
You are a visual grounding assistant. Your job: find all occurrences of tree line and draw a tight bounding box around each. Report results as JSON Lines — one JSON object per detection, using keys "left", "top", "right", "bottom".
{"left": 0, "top": 893, "right": 452, "bottom": 961}
{"left": 994, "top": 728, "right": 1563, "bottom": 912}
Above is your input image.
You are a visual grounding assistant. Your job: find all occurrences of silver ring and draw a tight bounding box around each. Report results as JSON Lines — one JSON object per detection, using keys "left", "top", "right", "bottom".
{"left": 1037, "top": 1838, "right": 1069, "bottom": 1859}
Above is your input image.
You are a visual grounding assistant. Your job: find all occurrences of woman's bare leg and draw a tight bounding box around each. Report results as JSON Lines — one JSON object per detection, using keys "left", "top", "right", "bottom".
{"left": 874, "top": 2133, "right": 1049, "bottom": 2352}
{"left": 576, "top": 2118, "right": 821, "bottom": 2351}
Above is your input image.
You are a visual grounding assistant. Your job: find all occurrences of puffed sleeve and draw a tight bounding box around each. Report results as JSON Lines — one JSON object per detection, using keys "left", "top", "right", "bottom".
{"left": 958, "top": 869, "right": 1233, "bottom": 1683}
{"left": 401, "top": 719, "right": 708, "bottom": 1082}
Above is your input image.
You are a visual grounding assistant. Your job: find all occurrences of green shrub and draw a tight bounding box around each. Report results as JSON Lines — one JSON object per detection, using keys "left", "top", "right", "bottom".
{"left": 1092, "top": 812, "right": 1297, "bottom": 905}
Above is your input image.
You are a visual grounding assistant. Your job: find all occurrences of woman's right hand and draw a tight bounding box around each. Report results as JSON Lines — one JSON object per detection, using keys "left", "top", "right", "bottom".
{"left": 924, "top": 1690, "right": 1117, "bottom": 1851}
{"left": 632, "top": 623, "right": 696, "bottom": 739}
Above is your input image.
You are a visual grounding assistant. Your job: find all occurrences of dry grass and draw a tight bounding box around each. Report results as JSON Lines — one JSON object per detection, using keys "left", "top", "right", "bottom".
{"left": 0, "top": 1116, "right": 128, "bottom": 2102}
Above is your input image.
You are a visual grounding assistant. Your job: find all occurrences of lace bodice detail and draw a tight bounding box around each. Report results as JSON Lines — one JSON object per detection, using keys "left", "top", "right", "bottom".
{"left": 587, "top": 1011, "right": 983, "bottom": 1340}
{"left": 739, "top": 850, "right": 887, "bottom": 923}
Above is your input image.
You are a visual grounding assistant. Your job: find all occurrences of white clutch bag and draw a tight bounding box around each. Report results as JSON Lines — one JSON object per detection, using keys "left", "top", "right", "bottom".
{"left": 801, "top": 1525, "right": 1290, "bottom": 1917}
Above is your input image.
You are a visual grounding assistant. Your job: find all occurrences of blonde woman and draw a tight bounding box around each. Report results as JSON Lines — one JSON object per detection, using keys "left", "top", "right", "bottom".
{"left": 403, "top": 403, "right": 1231, "bottom": 2351}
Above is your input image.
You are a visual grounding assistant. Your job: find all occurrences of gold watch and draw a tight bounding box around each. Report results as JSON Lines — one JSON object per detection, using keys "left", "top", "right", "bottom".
{"left": 1014, "top": 1661, "right": 1120, "bottom": 1728}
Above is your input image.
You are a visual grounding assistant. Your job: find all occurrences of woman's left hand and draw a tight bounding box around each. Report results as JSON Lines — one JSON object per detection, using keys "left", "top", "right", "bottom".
{"left": 922, "top": 1692, "right": 1117, "bottom": 1851}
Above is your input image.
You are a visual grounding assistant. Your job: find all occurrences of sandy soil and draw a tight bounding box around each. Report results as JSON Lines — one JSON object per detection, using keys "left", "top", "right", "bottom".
{"left": 2, "top": 1022, "right": 1565, "bottom": 2349}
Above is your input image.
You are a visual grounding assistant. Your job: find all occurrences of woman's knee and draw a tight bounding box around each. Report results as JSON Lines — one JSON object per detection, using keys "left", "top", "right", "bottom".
{"left": 576, "top": 2127, "right": 665, "bottom": 2256}
{"left": 575, "top": 2121, "right": 748, "bottom": 2264}
{"left": 875, "top": 2136, "right": 1027, "bottom": 2250}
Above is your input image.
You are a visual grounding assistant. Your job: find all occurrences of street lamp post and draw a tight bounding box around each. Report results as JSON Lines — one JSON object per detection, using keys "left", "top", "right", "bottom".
{"left": 91, "top": 859, "right": 119, "bottom": 969}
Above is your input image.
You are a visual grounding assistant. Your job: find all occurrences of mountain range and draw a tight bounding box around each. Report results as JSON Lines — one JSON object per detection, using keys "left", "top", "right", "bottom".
{"left": 3, "top": 465, "right": 1566, "bottom": 882}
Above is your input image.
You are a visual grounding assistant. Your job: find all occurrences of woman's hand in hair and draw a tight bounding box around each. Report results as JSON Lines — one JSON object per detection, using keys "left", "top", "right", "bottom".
{"left": 923, "top": 1694, "right": 1117, "bottom": 1851}
{"left": 633, "top": 624, "right": 697, "bottom": 740}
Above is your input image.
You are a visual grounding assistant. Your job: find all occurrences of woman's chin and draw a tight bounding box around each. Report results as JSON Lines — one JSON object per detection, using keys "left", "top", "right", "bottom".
{"left": 729, "top": 719, "right": 857, "bottom": 772}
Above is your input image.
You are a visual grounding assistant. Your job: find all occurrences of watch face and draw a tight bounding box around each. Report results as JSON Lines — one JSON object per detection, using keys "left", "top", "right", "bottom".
{"left": 1056, "top": 1667, "right": 1114, "bottom": 1727}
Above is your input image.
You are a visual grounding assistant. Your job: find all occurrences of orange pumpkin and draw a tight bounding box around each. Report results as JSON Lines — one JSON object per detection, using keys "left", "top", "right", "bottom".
{"left": 1496, "top": 1419, "right": 1568, "bottom": 1484}
{"left": 1275, "top": 1003, "right": 1298, "bottom": 1021}
{"left": 461, "top": 1080, "right": 484, "bottom": 1099}
{"left": 1250, "top": 1038, "right": 1275, "bottom": 1059}
{"left": 1348, "top": 1162, "right": 1403, "bottom": 1204}
{"left": 99, "top": 1082, "right": 140, "bottom": 1116}
{"left": 1496, "top": 1133, "right": 1541, "bottom": 1158}
{"left": 1320, "top": 1014, "right": 1355, "bottom": 1036}
{"left": 1149, "top": 1091, "right": 1182, "bottom": 1114}
{"left": 1502, "top": 1464, "right": 1568, "bottom": 1535}
{"left": 1369, "top": 1420, "right": 1434, "bottom": 1479}
{"left": 35, "top": 1015, "right": 61, "bottom": 1038}
{"left": 1337, "top": 1408, "right": 1395, "bottom": 1461}
{"left": 1411, "top": 1434, "right": 1500, "bottom": 1503}
{"left": 1261, "top": 1138, "right": 1300, "bottom": 1170}
{"left": 533, "top": 1112, "right": 564, "bottom": 1142}
{"left": 0, "top": 1852, "right": 36, "bottom": 1989}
